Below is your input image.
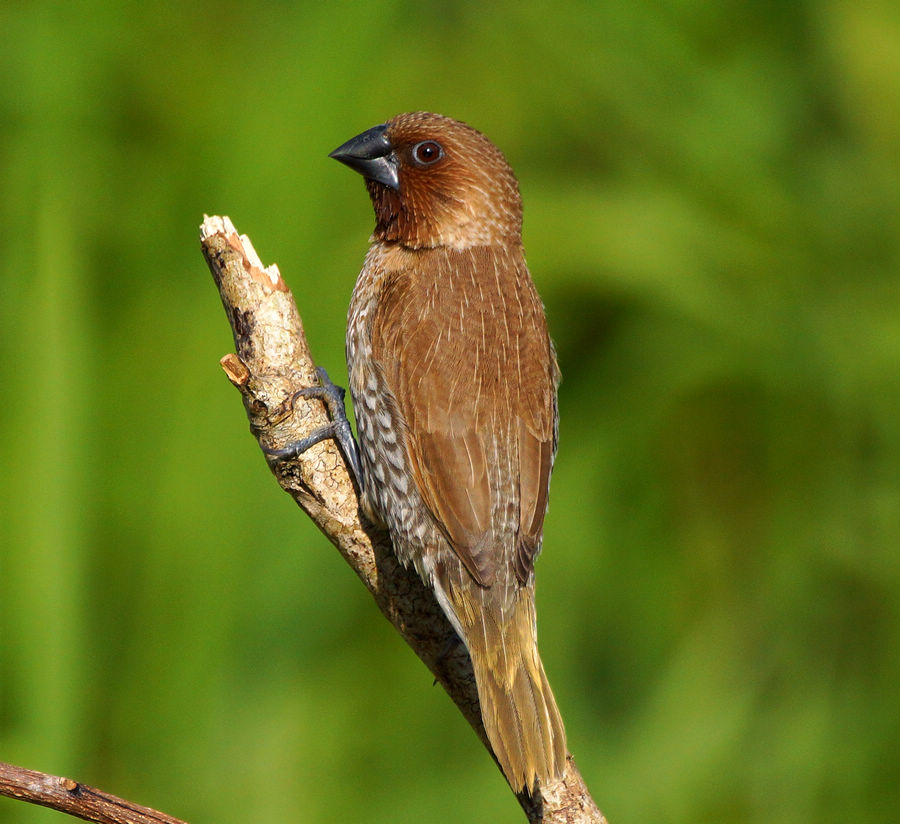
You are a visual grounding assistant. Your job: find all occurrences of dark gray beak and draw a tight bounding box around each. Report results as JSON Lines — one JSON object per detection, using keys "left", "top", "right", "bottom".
{"left": 329, "top": 123, "right": 400, "bottom": 190}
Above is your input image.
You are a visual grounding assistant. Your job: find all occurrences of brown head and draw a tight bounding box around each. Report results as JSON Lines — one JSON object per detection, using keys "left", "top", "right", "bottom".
{"left": 330, "top": 112, "right": 522, "bottom": 250}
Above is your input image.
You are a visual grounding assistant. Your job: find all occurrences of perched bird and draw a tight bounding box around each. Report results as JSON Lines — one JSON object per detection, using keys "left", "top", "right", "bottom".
{"left": 330, "top": 112, "right": 566, "bottom": 792}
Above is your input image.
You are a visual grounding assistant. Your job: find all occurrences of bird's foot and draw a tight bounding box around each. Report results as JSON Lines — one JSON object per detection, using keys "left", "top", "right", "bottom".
{"left": 264, "top": 367, "right": 364, "bottom": 491}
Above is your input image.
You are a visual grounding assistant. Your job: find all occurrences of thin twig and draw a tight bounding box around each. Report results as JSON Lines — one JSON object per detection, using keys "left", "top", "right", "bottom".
{"left": 0, "top": 761, "right": 188, "bottom": 824}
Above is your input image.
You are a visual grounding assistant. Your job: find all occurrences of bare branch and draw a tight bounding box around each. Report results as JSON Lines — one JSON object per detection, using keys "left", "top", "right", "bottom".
{"left": 0, "top": 761, "right": 188, "bottom": 824}
{"left": 200, "top": 215, "right": 606, "bottom": 823}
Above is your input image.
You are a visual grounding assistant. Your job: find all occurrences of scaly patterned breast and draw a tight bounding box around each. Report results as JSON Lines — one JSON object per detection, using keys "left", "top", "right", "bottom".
{"left": 346, "top": 244, "right": 444, "bottom": 582}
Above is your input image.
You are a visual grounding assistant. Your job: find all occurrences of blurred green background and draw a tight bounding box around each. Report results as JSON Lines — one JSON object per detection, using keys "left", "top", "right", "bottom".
{"left": 2, "top": 1, "right": 899, "bottom": 822}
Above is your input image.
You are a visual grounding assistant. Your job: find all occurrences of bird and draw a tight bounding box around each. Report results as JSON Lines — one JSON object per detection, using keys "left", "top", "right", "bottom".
{"left": 329, "top": 112, "right": 567, "bottom": 793}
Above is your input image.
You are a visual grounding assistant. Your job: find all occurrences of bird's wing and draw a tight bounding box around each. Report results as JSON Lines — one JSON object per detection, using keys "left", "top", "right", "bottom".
{"left": 370, "top": 246, "right": 557, "bottom": 587}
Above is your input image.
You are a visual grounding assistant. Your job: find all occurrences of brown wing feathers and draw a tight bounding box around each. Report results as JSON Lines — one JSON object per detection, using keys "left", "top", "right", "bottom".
{"left": 371, "top": 246, "right": 554, "bottom": 587}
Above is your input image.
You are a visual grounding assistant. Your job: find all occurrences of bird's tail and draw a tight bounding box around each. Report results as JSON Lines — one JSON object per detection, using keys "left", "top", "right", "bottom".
{"left": 446, "top": 580, "right": 567, "bottom": 792}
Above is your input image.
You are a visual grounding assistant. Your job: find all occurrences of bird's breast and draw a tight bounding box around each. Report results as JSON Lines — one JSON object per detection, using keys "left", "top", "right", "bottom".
{"left": 345, "top": 243, "right": 439, "bottom": 559}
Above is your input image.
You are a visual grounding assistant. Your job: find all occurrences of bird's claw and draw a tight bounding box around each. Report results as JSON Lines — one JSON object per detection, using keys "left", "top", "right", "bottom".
{"left": 264, "top": 367, "right": 364, "bottom": 492}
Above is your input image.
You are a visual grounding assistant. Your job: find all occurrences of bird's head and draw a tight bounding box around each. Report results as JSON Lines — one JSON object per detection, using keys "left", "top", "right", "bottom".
{"left": 330, "top": 112, "right": 523, "bottom": 250}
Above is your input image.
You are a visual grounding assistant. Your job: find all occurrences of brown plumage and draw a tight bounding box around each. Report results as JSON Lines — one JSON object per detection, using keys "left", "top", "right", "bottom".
{"left": 331, "top": 112, "right": 566, "bottom": 792}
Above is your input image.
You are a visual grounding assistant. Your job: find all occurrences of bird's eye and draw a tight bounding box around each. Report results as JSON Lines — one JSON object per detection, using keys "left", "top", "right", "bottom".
{"left": 412, "top": 140, "right": 444, "bottom": 166}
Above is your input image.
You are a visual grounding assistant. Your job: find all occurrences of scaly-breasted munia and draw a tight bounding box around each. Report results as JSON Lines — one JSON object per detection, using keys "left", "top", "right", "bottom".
{"left": 330, "top": 112, "right": 566, "bottom": 792}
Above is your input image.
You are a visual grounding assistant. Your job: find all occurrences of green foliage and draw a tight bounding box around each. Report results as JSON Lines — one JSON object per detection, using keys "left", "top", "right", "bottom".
{"left": 2, "top": 1, "right": 898, "bottom": 821}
